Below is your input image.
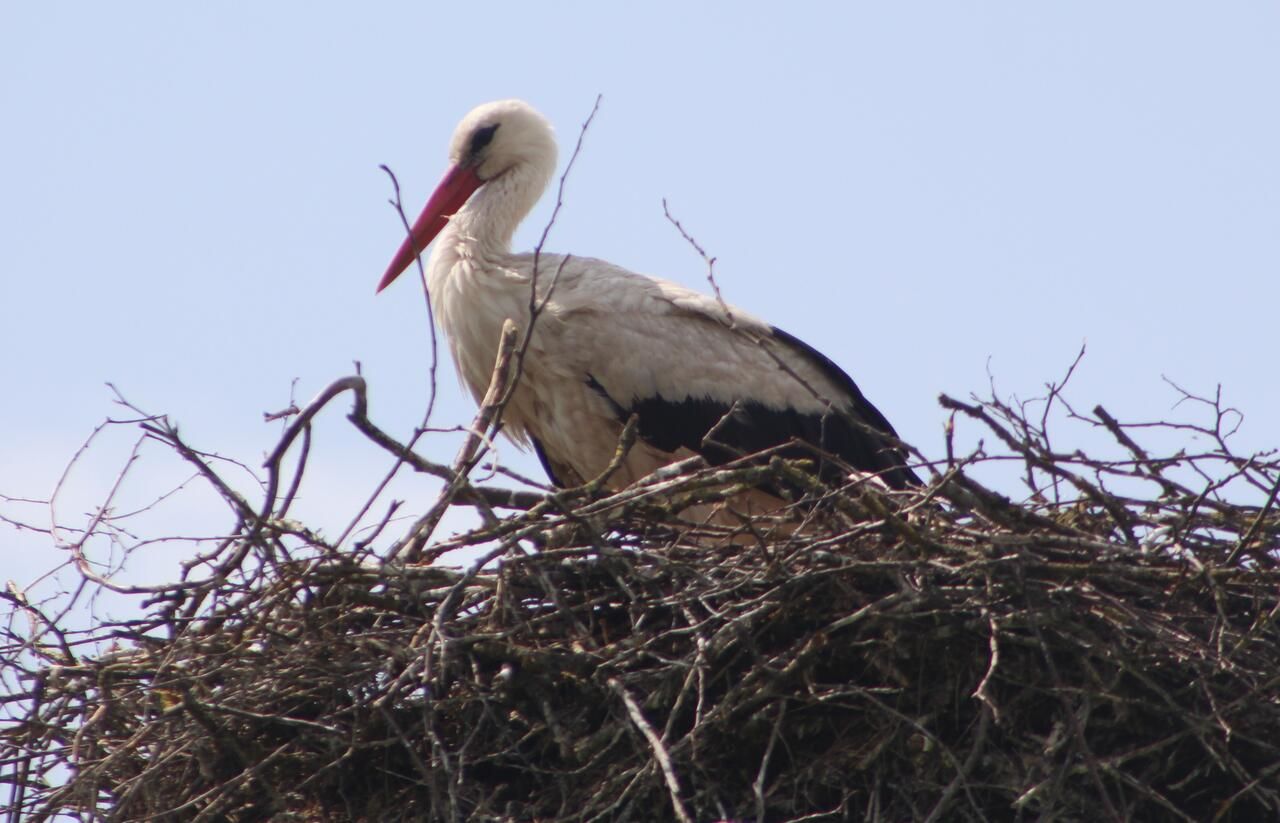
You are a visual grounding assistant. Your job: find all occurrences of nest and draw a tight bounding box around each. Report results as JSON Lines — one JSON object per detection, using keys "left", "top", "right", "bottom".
{"left": 3, "top": 369, "right": 1280, "bottom": 822}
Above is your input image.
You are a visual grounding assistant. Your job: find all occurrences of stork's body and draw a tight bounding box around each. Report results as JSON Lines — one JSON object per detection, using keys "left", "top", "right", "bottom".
{"left": 380, "top": 100, "right": 919, "bottom": 494}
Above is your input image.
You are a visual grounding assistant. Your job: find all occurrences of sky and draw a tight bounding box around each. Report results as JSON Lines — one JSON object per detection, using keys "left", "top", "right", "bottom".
{"left": 2, "top": 3, "right": 1278, "bottom": 596}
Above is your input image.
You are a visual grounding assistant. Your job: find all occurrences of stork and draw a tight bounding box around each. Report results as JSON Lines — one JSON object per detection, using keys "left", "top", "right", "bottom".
{"left": 377, "top": 99, "right": 920, "bottom": 503}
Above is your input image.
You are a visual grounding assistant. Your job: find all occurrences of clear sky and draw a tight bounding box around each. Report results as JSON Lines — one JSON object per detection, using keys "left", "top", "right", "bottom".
{"left": 2, "top": 3, "right": 1278, "bottom": 590}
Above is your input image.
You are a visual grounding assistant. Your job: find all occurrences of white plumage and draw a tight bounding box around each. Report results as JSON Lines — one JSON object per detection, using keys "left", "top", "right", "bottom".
{"left": 379, "top": 99, "right": 918, "bottom": 494}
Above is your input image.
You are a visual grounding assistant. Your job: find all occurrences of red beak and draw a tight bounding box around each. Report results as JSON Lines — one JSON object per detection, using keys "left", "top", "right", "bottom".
{"left": 377, "top": 164, "right": 483, "bottom": 292}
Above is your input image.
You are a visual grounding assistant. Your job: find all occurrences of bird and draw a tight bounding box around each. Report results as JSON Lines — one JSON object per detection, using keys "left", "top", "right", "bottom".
{"left": 377, "top": 99, "right": 920, "bottom": 507}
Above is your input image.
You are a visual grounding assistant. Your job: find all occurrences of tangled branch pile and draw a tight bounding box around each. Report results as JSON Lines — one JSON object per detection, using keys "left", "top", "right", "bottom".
{"left": 3, "top": 372, "right": 1279, "bottom": 822}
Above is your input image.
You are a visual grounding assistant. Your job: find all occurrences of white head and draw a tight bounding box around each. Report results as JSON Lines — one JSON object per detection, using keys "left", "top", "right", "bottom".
{"left": 446, "top": 99, "right": 557, "bottom": 185}
{"left": 378, "top": 99, "right": 559, "bottom": 291}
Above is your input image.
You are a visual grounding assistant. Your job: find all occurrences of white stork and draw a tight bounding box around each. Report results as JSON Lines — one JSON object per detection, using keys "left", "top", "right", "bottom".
{"left": 377, "top": 99, "right": 920, "bottom": 500}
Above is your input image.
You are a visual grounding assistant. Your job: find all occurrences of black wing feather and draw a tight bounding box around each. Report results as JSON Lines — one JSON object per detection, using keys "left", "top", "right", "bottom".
{"left": 531, "top": 437, "right": 569, "bottom": 488}
{"left": 768, "top": 327, "right": 921, "bottom": 490}
{"left": 584, "top": 327, "right": 920, "bottom": 491}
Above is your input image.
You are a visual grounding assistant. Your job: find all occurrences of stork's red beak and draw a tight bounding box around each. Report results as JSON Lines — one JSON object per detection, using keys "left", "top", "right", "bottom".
{"left": 377, "top": 164, "right": 483, "bottom": 292}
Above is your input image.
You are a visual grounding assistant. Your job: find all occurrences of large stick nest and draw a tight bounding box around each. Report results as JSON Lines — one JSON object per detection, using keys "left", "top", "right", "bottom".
{"left": 3, "top": 371, "right": 1279, "bottom": 822}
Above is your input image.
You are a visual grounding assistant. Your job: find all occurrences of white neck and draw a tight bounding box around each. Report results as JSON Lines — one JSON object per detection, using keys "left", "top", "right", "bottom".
{"left": 442, "top": 161, "right": 552, "bottom": 256}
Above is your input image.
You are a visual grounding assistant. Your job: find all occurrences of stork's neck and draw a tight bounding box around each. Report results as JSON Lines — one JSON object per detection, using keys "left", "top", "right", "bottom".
{"left": 443, "top": 161, "right": 552, "bottom": 256}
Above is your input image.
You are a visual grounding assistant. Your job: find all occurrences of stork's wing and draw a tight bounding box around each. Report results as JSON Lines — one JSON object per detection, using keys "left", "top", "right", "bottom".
{"left": 763, "top": 327, "right": 921, "bottom": 490}
{"left": 552, "top": 266, "right": 920, "bottom": 490}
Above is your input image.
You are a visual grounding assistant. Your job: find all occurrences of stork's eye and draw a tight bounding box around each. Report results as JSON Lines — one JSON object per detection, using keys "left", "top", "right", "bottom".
{"left": 470, "top": 124, "right": 499, "bottom": 155}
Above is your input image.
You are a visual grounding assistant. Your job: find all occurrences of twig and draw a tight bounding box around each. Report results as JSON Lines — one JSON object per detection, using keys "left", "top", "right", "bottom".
{"left": 610, "top": 678, "right": 694, "bottom": 823}
{"left": 391, "top": 320, "right": 521, "bottom": 562}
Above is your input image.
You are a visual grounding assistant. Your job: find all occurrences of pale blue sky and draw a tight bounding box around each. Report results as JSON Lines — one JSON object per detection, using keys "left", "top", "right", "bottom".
{"left": 3, "top": 4, "right": 1278, "bottom": 587}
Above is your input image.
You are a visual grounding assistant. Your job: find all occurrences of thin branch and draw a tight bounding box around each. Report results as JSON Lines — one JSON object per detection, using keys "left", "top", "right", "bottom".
{"left": 610, "top": 678, "right": 694, "bottom": 823}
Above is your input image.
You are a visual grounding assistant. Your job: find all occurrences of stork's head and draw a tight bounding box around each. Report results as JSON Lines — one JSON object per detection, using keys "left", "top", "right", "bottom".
{"left": 377, "top": 99, "right": 558, "bottom": 292}
{"left": 447, "top": 99, "right": 557, "bottom": 184}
